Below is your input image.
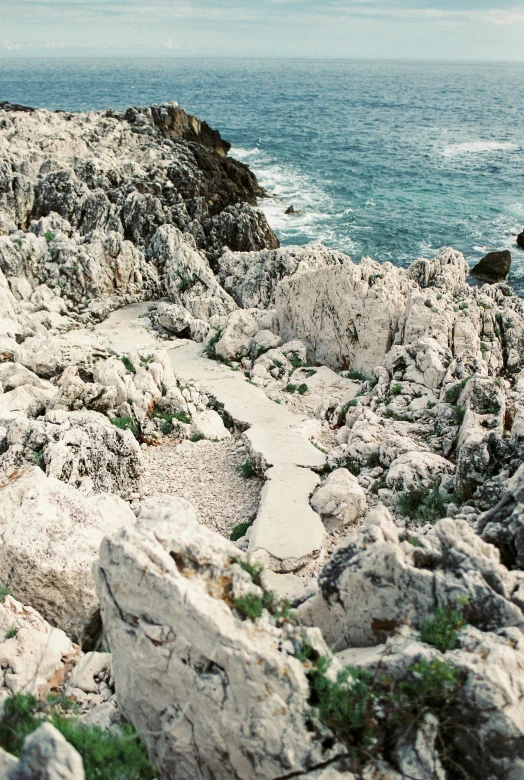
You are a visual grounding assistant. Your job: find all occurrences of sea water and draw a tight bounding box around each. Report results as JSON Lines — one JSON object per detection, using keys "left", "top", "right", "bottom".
{"left": 1, "top": 58, "right": 523, "bottom": 291}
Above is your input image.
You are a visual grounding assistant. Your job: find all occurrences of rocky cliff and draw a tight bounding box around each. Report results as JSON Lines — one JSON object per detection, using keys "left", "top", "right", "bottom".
{"left": 0, "top": 102, "right": 524, "bottom": 779}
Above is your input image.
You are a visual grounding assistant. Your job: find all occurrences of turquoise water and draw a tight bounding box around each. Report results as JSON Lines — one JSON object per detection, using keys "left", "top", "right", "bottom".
{"left": 1, "top": 58, "right": 524, "bottom": 290}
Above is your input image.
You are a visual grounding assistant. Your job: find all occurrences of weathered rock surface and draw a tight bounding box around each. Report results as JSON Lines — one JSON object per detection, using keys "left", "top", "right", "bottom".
{"left": 298, "top": 506, "right": 524, "bottom": 650}
{"left": 311, "top": 468, "right": 367, "bottom": 531}
{"left": 9, "top": 723, "right": 84, "bottom": 780}
{"left": 95, "top": 507, "right": 344, "bottom": 780}
{"left": 0, "top": 467, "right": 135, "bottom": 639}
{"left": 471, "top": 249, "right": 512, "bottom": 280}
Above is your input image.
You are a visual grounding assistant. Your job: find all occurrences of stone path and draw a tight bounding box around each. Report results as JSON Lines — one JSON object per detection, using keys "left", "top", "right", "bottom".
{"left": 95, "top": 303, "right": 330, "bottom": 573}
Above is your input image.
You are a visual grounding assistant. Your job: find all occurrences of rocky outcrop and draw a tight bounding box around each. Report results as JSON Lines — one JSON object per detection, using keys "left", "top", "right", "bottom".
{"left": 518, "top": 229, "right": 524, "bottom": 250}
{"left": 8, "top": 723, "right": 84, "bottom": 780}
{"left": 0, "top": 466, "right": 134, "bottom": 640}
{"left": 471, "top": 249, "right": 512, "bottom": 280}
{"left": 95, "top": 506, "right": 344, "bottom": 780}
{"left": 298, "top": 506, "right": 524, "bottom": 650}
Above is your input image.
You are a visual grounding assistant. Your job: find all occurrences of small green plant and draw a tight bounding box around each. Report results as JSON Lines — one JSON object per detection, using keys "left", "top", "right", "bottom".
{"left": 234, "top": 591, "right": 275, "bottom": 620}
{"left": 161, "top": 382, "right": 168, "bottom": 397}
{"left": 431, "top": 307, "right": 439, "bottom": 313}
{"left": 480, "top": 342, "right": 488, "bottom": 356}
{"left": 13, "top": 237, "right": 23, "bottom": 249}
{"left": 236, "top": 460, "right": 255, "bottom": 479}
{"left": 382, "top": 409, "right": 410, "bottom": 422}
{"left": 459, "top": 301, "right": 468, "bottom": 310}
{"left": 303, "top": 369, "right": 317, "bottom": 378}
{"left": 419, "top": 607, "right": 466, "bottom": 653}
{"left": 368, "top": 273, "right": 385, "bottom": 284}
{"left": 437, "top": 293, "right": 443, "bottom": 300}
{"left": 454, "top": 405, "right": 465, "bottom": 425}
{"left": 43, "top": 231, "right": 55, "bottom": 243}
{"left": 371, "top": 478, "right": 387, "bottom": 495}
{"left": 341, "top": 399, "right": 358, "bottom": 415}
{"left": 288, "top": 353, "right": 305, "bottom": 370}
{"left": 444, "top": 378, "right": 468, "bottom": 405}
{"left": 0, "top": 438, "right": 8, "bottom": 456}
{"left": 110, "top": 417, "right": 139, "bottom": 440}
{"left": 346, "top": 369, "right": 367, "bottom": 381}
{"left": 285, "top": 383, "right": 297, "bottom": 393}
{"left": 32, "top": 448, "right": 45, "bottom": 470}
{"left": 405, "top": 536, "right": 423, "bottom": 548}
{"left": 390, "top": 383, "right": 402, "bottom": 396}
{"left": 0, "top": 585, "right": 11, "bottom": 602}
{"left": 230, "top": 519, "right": 254, "bottom": 541}
{"left": 297, "top": 383, "right": 308, "bottom": 395}
{"left": 235, "top": 557, "right": 263, "bottom": 582}
{"left": 424, "top": 299, "right": 433, "bottom": 309}
{"left": 397, "top": 484, "right": 446, "bottom": 525}
{"left": 204, "top": 328, "right": 222, "bottom": 360}
{"left": 256, "top": 344, "right": 269, "bottom": 358}
{"left": 5, "top": 626, "right": 18, "bottom": 639}
{"left": 0, "top": 695, "right": 156, "bottom": 779}
{"left": 120, "top": 356, "right": 136, "bottom": 374}
{"left": 175, "top": 271, "right": 193, "bottom": 292}
{"left": 343, "top": 458, "right": 361, "bottom": 477}
{"left": 190, "top": 433, "right": 204, "bottom": 442}
{"left": 139, "top": 354, "right": 155, "bottom": 368}
{"left": 427, "top": 400, "right": 437, "bottom": 410}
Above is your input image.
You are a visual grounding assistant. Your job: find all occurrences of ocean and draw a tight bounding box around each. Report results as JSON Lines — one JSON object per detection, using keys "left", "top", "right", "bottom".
{"left": 1, "top": 58, "right": 524, "bottom": 291}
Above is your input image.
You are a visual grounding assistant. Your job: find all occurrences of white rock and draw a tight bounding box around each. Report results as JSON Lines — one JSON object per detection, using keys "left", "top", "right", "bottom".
{"left": 190, "top": 410, "right": 230, "bottom": 441}
{"left": 10, "top": 723, "right": 84, "bottom": 780}
{"left": 311, "top": 468, "right": 367, "bottom": 530}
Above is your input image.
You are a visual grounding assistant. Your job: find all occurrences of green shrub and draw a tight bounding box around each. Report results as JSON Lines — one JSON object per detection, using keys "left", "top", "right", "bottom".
{"left": 175, "top": 271, "right": 192, "bottom": 292}
{"left": 0, "top": 695, "right": 156, "bottom": 779}
{"left": 419, "top": 607, "right": 465, "bottom": 653}
{"left": 480, "top": 342, "right": 488, "bottom": 356}
{"left": 0, "top": 438, "right": 8, "bottom": 456}
{"left": 190, "top": 433, "right": 204, "bottom": 443}
{"left": 390, "top": 383, "right": 403, "bottom": 396}
{"left": 204, "top": 329, "right": 222, "bottom": 360}
{"left": 120, "top": 356, "right": 136, "bottom": 374}
{"left": 32, "top": 448, "right": 45, "bottom": 470}
{"left": 234, "top": 591, "right": 275, "bottom": 620}
{"left": 230, "top": 519, "right": 254, "bottom": 541}
{"left": 110, "top": 417, "right": 139, "bottom": 440}
{"left": 235, "top": 557, "right": 263, "bottom": 582}
{"left": 397, "top": 484, "right": 446, "bottom": 525}
{"left": 139, "top": 354, "right": 155, "bottom": 368}
{"left": 0, "top": 585, "right": 11, "bottom": 602}
{"left": 5, "top": 627, "right": 18, "bottom": 639}
{"left": 346, "top": 369, "right": 367, "bottom": 381}
{"left": 236, "top": 460, "right": 255, "bottom": 479}
{"left": 454, "top": 405, "right": 465, "bottom": 425}
{"left": 297, "top": 383, "right": 308, "bottom": 395}
{"left": 343, "top": 458, "right": 361, "bottom": 477}
{"left": 341, "top": 399, "right": 358, "bottom": 415}
{"left": 303, "top": 369, "right": 317, "bottom": 378}
{"left": 285, "top": 384, "right": 297, "bottom": 393}
{"left": 43, "top": 231, "right": 55, "bottom": 244}
{"left": 371, "top": 478, "right": 387, "bottom": 495}
{"left": 427, "top": 400, "right": 437, "bottom": 410}
{"left": 444, "top": 378, "right": 468, "bottom": 404}
{"left": 52, "top": 720, "right": 156, "bottom": 780}
{"left": 288, "top": 353, "right": 305, "bottom": 369}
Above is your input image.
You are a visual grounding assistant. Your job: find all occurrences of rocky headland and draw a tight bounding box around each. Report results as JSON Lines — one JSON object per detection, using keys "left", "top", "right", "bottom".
{"left": 0, "top": 101, "right": 523, "bottom": 779}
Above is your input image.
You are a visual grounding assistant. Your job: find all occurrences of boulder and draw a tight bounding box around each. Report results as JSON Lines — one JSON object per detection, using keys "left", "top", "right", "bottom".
{"left": 386, "top": 451, "right": 454, "bottom": 491}
{"left": 0, "top": 466, "right": 135, "bottom": 640}
{"left": 275, "top": 259, "right": 410, "bottom": 373}
{"left": 517, "top": 229, "right": 524, "bottom": 250}
{"left": 215, "top": 309, "right": 259, "bottom": 362}
{"left": 95, "top": 506, "right": 345, "bottom": 779}
{"left": 0, "top": 594, "right": 79, "bottom": 696}
{"left": 311, "top": 468, "right": 367, "bottom": 531}
{"left": 478, "top": 462, "right": 524, "bottom": 570}
{"left": 471, "top": 250, "right": 512, "bottom": 280}
{"left": 407, "top": 247, "right": 469, "bottom": 296}
{"left": 218, "top": 244, "right": 349, "bottom": 310}
{"left": 9, "top": 723, "right": 84, "bottom": 780}
{"left": 297, "top": 506, "right": 524, "bottom": 650}
{"left": 190, "top": 410, "right": 230, "bottom": 441}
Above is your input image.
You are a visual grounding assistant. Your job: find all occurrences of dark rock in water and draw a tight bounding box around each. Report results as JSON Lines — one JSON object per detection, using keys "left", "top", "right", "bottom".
{"left": 517, "top": 230, "right": 524, "bottom": 250}
{"left": 285, "top": 205, "right": 296, "bottom": 214}
{"left": 471, "top": 250, "right": 511, "bottom": 281}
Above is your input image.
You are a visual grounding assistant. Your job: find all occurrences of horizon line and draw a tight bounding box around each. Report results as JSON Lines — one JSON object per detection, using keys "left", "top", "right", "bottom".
{"left": 1, "top": 55, "right": 524, "bottom": 64}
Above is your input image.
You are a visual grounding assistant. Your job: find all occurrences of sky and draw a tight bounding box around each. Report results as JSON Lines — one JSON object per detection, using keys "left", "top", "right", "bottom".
{"left": 2, "top": 0, "right": 524, "bottom": 60}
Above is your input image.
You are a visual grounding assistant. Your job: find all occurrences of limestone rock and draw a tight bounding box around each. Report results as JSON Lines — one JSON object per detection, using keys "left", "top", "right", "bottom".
{"left": 276, "top": 259, "right": 410, "bottom": 373}
{"left": 215, "top": 309, "right": 259, "bottom": 362}
{"left": 407, "top": 246, "right": 469, "bottom": 295}
{"left": 95, "top": 507, "right": 344, "bottom": 779}
{"left": 218, "top": 244, "right": 349, "bottom": 310}
{"left": 10, "top": 723, "right": 84, "bottom": 780}
{"left": 0, "top": 595, "right": 79, "bottom": 696}
{"left": 190, "top": 410, "right": 230, "bottom": 441}
{"left": 203, "top": 203, "right": 279, "bottom": 269}
{"left": 297, "top": 506, "right": 524, "bottom": 650}
{"left": 0, "top": 466, "right": 135, "bottom": 640}
{"left": 311, "top": 468, "right": 367, "bottom": 531}
{"left": 386, "top": 451, "right": 454, "bottom": 491}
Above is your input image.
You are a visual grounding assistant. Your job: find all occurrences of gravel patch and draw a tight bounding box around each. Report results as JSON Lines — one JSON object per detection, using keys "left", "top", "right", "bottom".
{"left": 139, "top": 437, "right": 263, "bottom": 538}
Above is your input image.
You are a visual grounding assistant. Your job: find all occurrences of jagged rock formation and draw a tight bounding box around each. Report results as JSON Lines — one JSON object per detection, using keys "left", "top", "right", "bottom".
{"left": 2, "top": 100, "right": 524, "bottom": 779}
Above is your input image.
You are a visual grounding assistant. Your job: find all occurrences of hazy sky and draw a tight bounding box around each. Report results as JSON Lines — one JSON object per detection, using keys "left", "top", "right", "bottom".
{"left": 2, "top": 0, "right": 524, "bottom": 60}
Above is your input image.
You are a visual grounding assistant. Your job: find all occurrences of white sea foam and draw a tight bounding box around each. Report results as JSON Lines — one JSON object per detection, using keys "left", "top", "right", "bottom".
{"left": 232, "top": 145, "right": 357, "bottom": 255}
{"left": 442, "top": 141, "right": 520, "bottom": 157}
